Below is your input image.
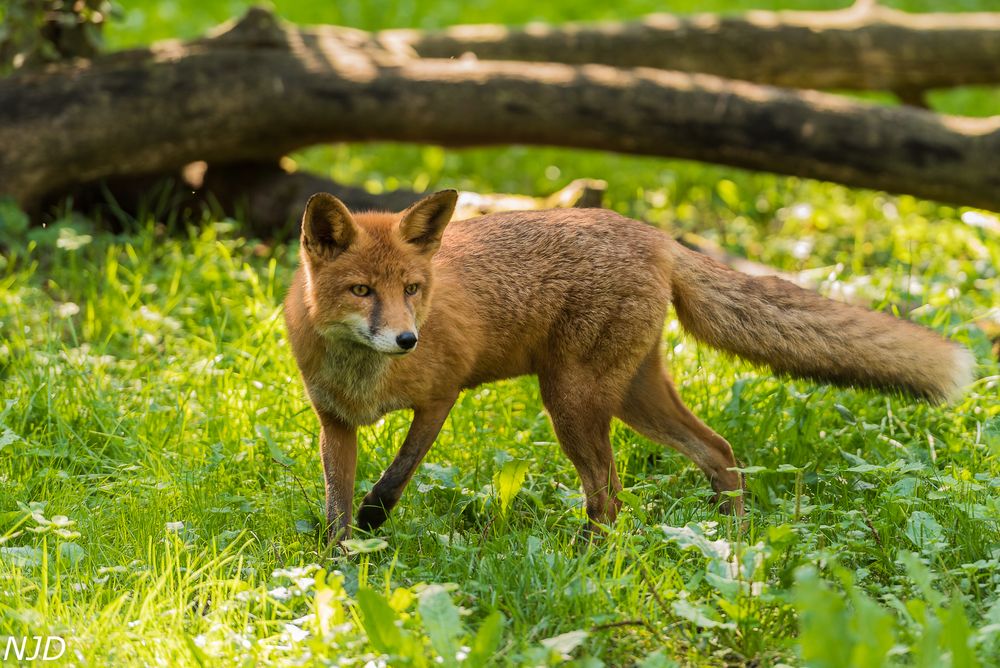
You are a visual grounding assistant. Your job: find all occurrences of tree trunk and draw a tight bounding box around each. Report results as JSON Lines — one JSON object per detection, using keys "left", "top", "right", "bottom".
{"left": 2, "top": 8, "right": 998, "bottom": 214}
{"left": 197, "top": 164, "right": 604, "bottom": 234}
{"left": 56, "top": 158, "right": 605, "bottom": 235}
{"left": 376, "top": 4, "right": 1000, "bottom": 92}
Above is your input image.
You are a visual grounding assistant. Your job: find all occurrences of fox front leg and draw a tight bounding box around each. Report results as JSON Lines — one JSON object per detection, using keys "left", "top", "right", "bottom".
{"left": 318, "top": 414, "right": 358, "bottom": 542}
{"left": 356, "top": 396, "right": 456, "bottom": 532}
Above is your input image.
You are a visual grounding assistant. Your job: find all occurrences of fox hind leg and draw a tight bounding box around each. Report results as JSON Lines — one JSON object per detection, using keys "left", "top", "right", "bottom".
{"left": 539, "top": 369, "right": 624, "bottom": 530}
{"left": 617, "top": 346, "right": 744, "bottom": 514}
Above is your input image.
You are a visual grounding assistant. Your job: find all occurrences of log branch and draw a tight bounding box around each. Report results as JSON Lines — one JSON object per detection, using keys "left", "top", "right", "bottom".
{"left": 2, "top": 8, "right": 999, "bottom": 213}
{"left": 57, "top": 158, "right": 605, "bottom": 236}
{"left": 198, "top": 164, "right": 604, "bottom": 234}
{"left": 375, "top": 4, "right": 1000, "bottom": 92}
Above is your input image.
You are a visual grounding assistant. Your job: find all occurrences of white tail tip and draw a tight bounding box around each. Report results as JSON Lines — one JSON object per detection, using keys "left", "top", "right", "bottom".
{"left": 945, "top": 345, "right": 976, "bottom": 402}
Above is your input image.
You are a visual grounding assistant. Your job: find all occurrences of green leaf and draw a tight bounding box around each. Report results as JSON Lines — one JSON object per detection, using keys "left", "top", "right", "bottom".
{"left": 638, "top": 650, "right": 679, "bottom": 668}
{"left": 766, "top": 524, "right": 796, "bottom": 546}
{"left": 777, "top": 463, "right": 810, "bottom": 473}
{"left": 294, "top": 519, "right": 316, "bottom": 534}
{"left": 942, "top": 592, "right": 980, "bottom": 668}
{"left": 983, "top": 416, "right": 1000, "bottom": 455}
{"left": 899, "top": 551, "right": 944, "bottom": 607}
{"left": 417, "top": 463, "right": 460, "bottom": 492}
{"left": 183, "top": 632, "right": 209, "bottom": 668}
{"left": 418, "top": 585, "right": 462, "bottom": 666}
{"left": 617, "top": 489, "right": 647, "bottom": 523}
{"left": 494, "top": 459, "right": 530, "bottom": 514}
{"left": 671, "top": 598, "right": 735, "bottom": 630}
{"left": 357, "top": 587, "right": 404, "bottom": 654}
{"left": 540, "top": 629, "right": 588, "bottom": 658}
{"left": 660, "top": 524, "right": 732, "bottom": 572}
{"left": 845, "top": 581, "right": 896, "bottom": 668}
{"left": 258, "top": 425, "right": 295, "bottom": 467}
{"left": 905, "top": 511, "right": 947, "bottom": 551}
{"left": 705, "top": 571, "right": 740, "bottom": 599}
{"left": 835, "top": 404, "right": 857, "bottom": 424}
{"left": 467, "top": 611, "right": 504, "bottom": 666}
{"left": 342, "top": 538, "right": 389, "bottom": 555}
{"left": 0, "top": 546, "right": 42, "bottom": 567}
{"left": 59, "top": 542, "right": 86, "bottom": 566}
{"left": 888, "top": 477, "right": 920, "bottom": 498}
{"left": 731, "top": 465, "right": 769, "bottom": 474}
{"left": 847, "top": 463, "right": 882, "bottom": 474}
{"left": 794, "top": 566, "right": 852, "bottom": 668}
{"left": 0, "top": 426, "right": 21, "bottom": 452}
{"left": 840, "top": 451, "right": 870, "bottom": 467}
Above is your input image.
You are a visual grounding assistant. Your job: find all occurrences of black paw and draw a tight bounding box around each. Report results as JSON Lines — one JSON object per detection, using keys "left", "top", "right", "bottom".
{"left": 355, "top": 496, "right": 391, "bottom": 532}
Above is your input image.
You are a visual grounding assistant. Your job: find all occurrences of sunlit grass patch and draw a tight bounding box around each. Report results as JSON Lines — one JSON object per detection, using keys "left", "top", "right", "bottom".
{"left": 2, "top": 170, "right": 998, "bottom": 664}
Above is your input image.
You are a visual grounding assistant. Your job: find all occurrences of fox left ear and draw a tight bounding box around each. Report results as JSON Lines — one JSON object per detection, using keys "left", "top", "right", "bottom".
{"left": 301, "top": 192, "right": 357, "bottom": 261}
{"left": 399, "top": 189, "right": 458, "bottom": 253}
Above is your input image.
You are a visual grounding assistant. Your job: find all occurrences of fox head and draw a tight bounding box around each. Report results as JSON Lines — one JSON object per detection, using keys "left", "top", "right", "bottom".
{"left": 299, "top": 189, "right": 458, "bottom": 355}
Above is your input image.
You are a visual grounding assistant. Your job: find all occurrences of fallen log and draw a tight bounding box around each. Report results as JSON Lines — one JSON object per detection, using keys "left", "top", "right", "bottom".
{"left": 55, "top": 158, "right": 605, "bottom": 235}
{"left": 2, "top": 8, "right": 999, "bottom": 214}
{"left": 376, "top": 3, "right": 1000, "bottom": 93}
{"left": 198, "top": 165, "right": 604, "bottom": 234}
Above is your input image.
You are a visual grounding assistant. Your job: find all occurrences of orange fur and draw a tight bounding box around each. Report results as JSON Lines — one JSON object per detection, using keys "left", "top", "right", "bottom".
{"left": 284, "top": 191, "right": 974, "bottom": 540}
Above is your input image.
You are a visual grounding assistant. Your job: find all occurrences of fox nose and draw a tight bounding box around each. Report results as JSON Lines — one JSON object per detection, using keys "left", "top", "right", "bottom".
{"left": 396, "top": 331, "right": 418, "bottom": 350}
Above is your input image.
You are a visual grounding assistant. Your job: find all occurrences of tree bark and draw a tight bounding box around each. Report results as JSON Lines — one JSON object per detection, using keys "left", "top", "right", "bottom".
{"left": 198, "top": 164, "right": 604, "bottom": 234}
{"left": 375, "top": 4, "right": 1000, "bottom": 92}
{"left": 2, "top": 8, "right": 999, "bottom": 213}
{"left": 56, "top": 158, "right": 605, "bottom": 235}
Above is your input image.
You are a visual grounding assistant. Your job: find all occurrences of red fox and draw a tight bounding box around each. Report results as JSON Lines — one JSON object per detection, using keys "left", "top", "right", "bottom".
{"left": 284, "top": 190, "right": 974, "bottom": 540}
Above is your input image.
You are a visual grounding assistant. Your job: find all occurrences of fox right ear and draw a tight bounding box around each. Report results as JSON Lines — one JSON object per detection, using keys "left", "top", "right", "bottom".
{"left": 399, "top": 189, "right": 458, "bottom": 253}
{"left": 301, "top": 193, "right": 356, "bottom": 259}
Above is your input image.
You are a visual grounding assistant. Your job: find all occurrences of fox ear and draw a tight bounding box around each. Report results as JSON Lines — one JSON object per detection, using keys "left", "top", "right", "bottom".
{"left": 301, "top": 193, "right": 356, "bottom": 260}
{"left": 399, "top": 189, "right": 458, "bottom": 253}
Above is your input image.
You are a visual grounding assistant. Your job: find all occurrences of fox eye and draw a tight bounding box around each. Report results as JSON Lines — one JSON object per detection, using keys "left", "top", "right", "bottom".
{"left": 350, "top": 285, "right": 372, "bottom": 297}
{"left": 404, "top": 283, "right": 420, "bottom": 296}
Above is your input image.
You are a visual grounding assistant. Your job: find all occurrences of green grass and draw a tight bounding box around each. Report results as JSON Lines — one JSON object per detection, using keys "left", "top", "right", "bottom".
{"left": 2, "top": 0, "right": 1000, "bottom": 665}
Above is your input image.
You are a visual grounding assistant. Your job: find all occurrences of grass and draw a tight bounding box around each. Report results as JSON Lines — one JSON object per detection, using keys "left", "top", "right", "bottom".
{"left": 2, "top": 0, "right": 1000, "bottom": 665}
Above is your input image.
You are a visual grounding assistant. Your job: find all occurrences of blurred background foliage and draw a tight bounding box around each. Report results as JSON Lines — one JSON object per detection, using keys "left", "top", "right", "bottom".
{"left": 0, "top": 0, "right": 117, "bottom": 72}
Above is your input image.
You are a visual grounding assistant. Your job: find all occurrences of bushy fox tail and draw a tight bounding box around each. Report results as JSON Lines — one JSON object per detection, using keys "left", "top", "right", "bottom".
{"left": 668, "top": 245, "right": 974, "bottom": 402}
